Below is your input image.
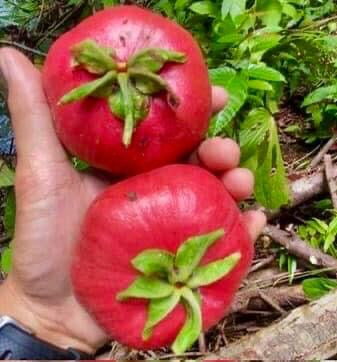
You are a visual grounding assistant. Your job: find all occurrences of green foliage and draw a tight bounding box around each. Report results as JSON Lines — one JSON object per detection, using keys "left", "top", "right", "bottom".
{"left": 0, "top": 161, "right": 15, "bottom": 188}
{"left": 148, "top": 0, "right": 337, "bottom": 209}
{"left": 303, "top": 277, "right": 337, "bottom": 300}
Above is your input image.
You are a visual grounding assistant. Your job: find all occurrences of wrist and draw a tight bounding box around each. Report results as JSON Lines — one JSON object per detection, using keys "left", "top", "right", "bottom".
{"left": 0, "top": 276, "right": 108, "bottom": 355}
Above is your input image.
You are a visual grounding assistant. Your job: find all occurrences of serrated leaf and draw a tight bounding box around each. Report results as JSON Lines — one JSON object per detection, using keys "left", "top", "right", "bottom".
{"left": 132, "top": 249, "right": 175, "bottom": 277}
{"left": 143, "top": 290, "right": 181, "bottom": 340}
{"left": 172, "top": 288, "right": 202, "bottom": 355}
{"left": 174, "top": 229, "right": 225, "bottom": 283}
{"left": 256, "top": 0, "right": 282, "bottom": 27}
{"left": 116, "top": 276, "right": 174, "bottom": 301}
{"left": 187, "top": 252, "right": 241, "bottom": 289}
{"left": 221, "top": 0, "right": 246, "bottom": 19}
{"left": 248, "top": 79, "right": 274, "bottom": 91}
{"left": 209, "top": 67, "right": 248, "bottom": 136}
{"left": 0, "top": 161, "right": 15, "bottom": 187}
{"left": 253, "top": 109, "right": 289, "bottom": 209}
{"left": 189, "top": 1, "right": 216, "bottom": 16}
{"left": 248, "top": 64, "right": 286, "bottom": 82}
{"left": 302, "top": 84, "right": 337, "bottom": 107}
{"left": 303, "top": 278, "right": 337, "bottom": 300}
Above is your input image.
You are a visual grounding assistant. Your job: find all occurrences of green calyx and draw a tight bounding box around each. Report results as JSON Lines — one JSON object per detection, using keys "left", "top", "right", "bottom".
{"left": 59, "top": 39, "right": 187, "bottom": 147}
{"left": 116, "top": 228, "right": 241, "bottom": 355}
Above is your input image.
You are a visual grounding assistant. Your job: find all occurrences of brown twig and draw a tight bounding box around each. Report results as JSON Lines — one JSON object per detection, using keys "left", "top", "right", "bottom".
{"left": 0, "top": 40, "right": 46, "bottom": 57}
{"left": 263, "top": 225, "right": 337, "bottom": 274}
{"left": 257, "top": 290, "right": 287, "bottom": 315}
{"left": 198, "top": 333, "right": 206, "bottom": 353}
{"left": 310, "top": 136, "right": 337, "bottom": 169}
{"left": 250, "top": 255, "right": 276, "bottom": 273}
{"left": 324, "top": 154, "right": 337, "bottom": 209}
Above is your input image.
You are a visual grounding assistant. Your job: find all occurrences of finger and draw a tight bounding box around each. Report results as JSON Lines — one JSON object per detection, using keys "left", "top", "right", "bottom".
{"left": 0, "top": 47, "right": 66, "bottom": 161}
{"left": 221, "top": 168, "right": 254, "bottom": 201}
{"left": 242, "top": 211, "right": 267, "bottom": 242}
{"left": 211, "top": 86, "right": 228, "bottom": 114}
{"left": 198, "top": 137, "right": 240, "bottom": 172}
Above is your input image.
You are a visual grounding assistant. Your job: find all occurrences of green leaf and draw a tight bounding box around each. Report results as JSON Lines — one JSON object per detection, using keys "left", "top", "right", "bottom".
{"left": 209, "top": 67, "right": 248, "bottom": 137}
{"left": 72, "top": 157, "right": 90, "bottom": 172}
{"left": 4, "top": 189, "right": 15, "bottom": 237}
{"left": 303, "top": 278, "right": 337, "bottom": 300}
{"left": 172, "top": 288, "right": 202, "bottom": 355}
{"left": 190, "top": 1, "right": 216, "bottom": 16}
{"left": 324, "top": 216, "right": 337, "bottom": 252}
{"left": 248, "top": 79, "right": 274, "bottom": 91}
{"left": 221, "top": 0, "right": 246, "bottom": 19}
{"left": 174, "top": 229, "right": 225, "bottom": 283}
{"left": 187, "top": 252, "right": 241, "bottom": 289}
{"left": 253, "top": 109, "right": 289, "bottom": 209}
{"left": 128, "top": 48, "right": 186, "bottom": 73}
{"left": 248, "top": 64, "right": 286, "bottom": 82}
{"left": 116, "top": 276, "right": 174, "bottom": 301}
{"left": 1, "top": 246, "right": 12, "bottom": 273}
{"left": 240, "top": 109, "right": 270, "bottom": 164}
{"left": 143, "top": 289, "right": 181, "bottom": 340}
{"left": 60, "top": 71, "right": 117, "bottom": 104}
{"left": 0, "top": 161, "right": 15, "bottom": 188}
{"left": 256, "top": 0, "right": 282, "bottom": 27}
{"left": 302, "top": 84, "right": 337, "bottom": 107}
{"left": 132, "top": 249, "right": 175, "bottom": 277}
{"left": 288, "top": 256, "right": 297, "bottom": 285}
{"left": 71, "top": 39, "right": 116, "bottom": 75}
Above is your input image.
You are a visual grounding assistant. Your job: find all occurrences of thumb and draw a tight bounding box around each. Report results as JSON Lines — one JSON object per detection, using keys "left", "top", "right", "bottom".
{"left": 0, "top": 47, "right": 66, "bottom": 162}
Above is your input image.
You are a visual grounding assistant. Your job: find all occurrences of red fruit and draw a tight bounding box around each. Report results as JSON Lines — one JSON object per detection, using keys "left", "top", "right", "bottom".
{"left": 72, "top": 165, "right": 253, "bottom": 353}
{"left": 42, "top": 5, "right": 212, "bottom": 176}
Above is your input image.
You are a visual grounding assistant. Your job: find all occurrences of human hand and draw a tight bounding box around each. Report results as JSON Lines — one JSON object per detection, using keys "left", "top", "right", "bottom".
{"left": 0, "top": 48, "right": 266, "bottom": 354}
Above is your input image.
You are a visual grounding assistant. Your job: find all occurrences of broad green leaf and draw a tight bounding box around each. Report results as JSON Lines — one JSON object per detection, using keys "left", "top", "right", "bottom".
{"left": 174, "top": 229, "right": 225, "bottom": 283}
{"left": 248, "top": 64, "right": 286, "bottom": 82}
{"left": 254, "top": 109, "right": 289, "bottom": 209}
{"left": 189, "top": 1, "right": 216, "bottom": 16}
{"left": 221, "top": 0, "right": 246, "bottom": 19}
{"left": 302, "top": 84, "right": 337, "bottom": 107}
{"left": 248, "top": 80, "right": 273, "bottom": 91}
{"left": 187, "top": 252, "right": 241, "bottom": 289}
{"left": 256, "top": 0, "right": 282, "bottom": 27}
{"left": 303, "top": 278, "right": 337, "bottom": 300}
{"left": 116, "top": 276, "right": 174, "bottom": 301}
{"left": 209, "top": 67, "right": 248, "bottom": 137}
{"left": 143, "top": 289, "right": 181, "bottom": 340}
{"left": 1, "top": 246, "right": 12, "bottom": 273}
{"left": 71, "top": 39, "right": 116, "bottom": 75}
{"left": 128, "top": 48, "right": 186, "bottom": 73}
{"left": 132, "top": 249, "right": 175, "bottom": 277}
{"left": 172, "top": 288, "right": 202, "bottom": 355}
{"left": 250, "top": 34, "right": 283, "bottom": 54}
{"left": 4, "top": 189, "right": 15, "bottom": 237}
{"left": 0, "top": 161, "right": 15, "bottom": 187}
{"left": 60, "top": 71, "right": 117, "bottom": 104}
{"left": 324, "top": 217, "right": 337, "bottom": 252}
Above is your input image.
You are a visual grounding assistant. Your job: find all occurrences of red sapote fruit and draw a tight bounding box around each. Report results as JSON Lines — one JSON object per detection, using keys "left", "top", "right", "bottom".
{"left": 71, "top": 165, "right": 253, "bottom": 353}
{"left": 42, "top": 5, "right": 212, "bottom": 176}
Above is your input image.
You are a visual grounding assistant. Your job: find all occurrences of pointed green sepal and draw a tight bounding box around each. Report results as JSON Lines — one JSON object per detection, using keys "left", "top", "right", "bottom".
{"left": 128, "top": 48, "right": 187, "bottom": 73}
{"left": 187, "top": 252, "right": 241, "bottom": 289}
{"left": 116, "top": 276, "right": 175, "bottom": 302}
{"left": 143, "top": 289, "right": 181, "bottom": 341}
{"left": 173, "top": 229, "right": 225, "bottom": 283}
{"left": 59, "top": 71, "right": 116, "bottom": 105}
{"left": 171, "top": 288, "right": 202, "bottom": 355}
{"left": 72, "top": 39, "right": 117, "bottom": 75}
{"left": 132, "top": 249, "right": 175, "bottom": 277}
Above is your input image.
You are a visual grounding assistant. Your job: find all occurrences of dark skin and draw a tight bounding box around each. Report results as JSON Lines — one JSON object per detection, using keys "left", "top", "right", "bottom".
{"left": 0, "top": 48, "right": 266, "bottom": 354}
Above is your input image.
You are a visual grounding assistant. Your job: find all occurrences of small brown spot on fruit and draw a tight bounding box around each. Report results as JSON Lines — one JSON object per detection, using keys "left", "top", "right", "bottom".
{"left": 168, "top": 94, "right": 180, "bottom": 109}
{"left": 126, "top": 191, "right": 138, "bottom": 201}
{"left": 123, "top": 19, "right": 128, "bottom": 25}
{"left": 120, "top": 35, "right": 126, "bottom": 47}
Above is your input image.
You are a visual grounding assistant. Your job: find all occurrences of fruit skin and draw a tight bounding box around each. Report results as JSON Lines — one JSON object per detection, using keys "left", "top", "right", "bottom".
{"left": 42, "top": 5, "right": 212, "bottom": 176}
{"left": 71, "top": 165, "right": 253, "bottom": 350}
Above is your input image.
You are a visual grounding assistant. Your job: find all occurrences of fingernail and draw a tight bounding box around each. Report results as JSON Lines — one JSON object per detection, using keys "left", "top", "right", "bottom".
{"left": 0, "top": 51, "right": 9, "bottom": 100}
